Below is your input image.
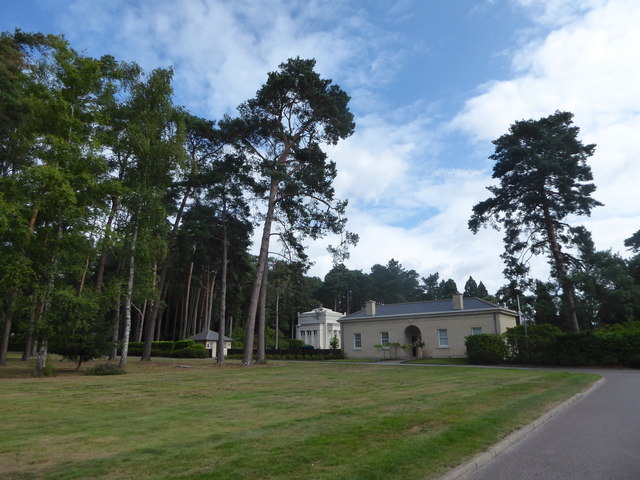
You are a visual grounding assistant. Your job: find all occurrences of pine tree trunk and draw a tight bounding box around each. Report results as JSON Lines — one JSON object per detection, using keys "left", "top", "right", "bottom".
{"left": 542, "top": 204, "right": 580, "bottom": 332}
{"left": 190, "top": 287, "right": 202, "bottom": 337}
{"left": 206, "top": 274, "right": 215, "bottom": 331}
{"left": 217, "top": 233, "right": 228, "bottom": 365}
{"left": 243, "top": 178, "right": 278, "bottom": 365}
{"left": 256, "top": 267, "right": 268, "bottom": 364}
{"left": 275, "top": 286, "right": 280, "bottom": 350}
{"left": 182, "top": 257, "right": 195, "bottom": 339}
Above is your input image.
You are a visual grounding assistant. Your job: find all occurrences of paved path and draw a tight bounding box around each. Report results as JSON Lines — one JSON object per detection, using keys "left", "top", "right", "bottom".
{"left": 463, "top": 368, "right": 640, "bottom": 480}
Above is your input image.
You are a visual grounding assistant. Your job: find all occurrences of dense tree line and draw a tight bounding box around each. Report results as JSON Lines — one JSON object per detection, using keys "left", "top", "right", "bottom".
{"left": 0, "top": 31, "right": 356, "bottom": 370}
{"left": 2, "top": 33, "right": 638, "bottom": 372}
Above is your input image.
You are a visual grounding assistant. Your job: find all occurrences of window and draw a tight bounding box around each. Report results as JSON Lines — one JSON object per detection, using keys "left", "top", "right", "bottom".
{"left": 313, "top": 330, "right": 317, "bottom": 336}
{"left": 354, "top": 333, "right": 362, "bottom": 349}
{"left": 471, "top": 327, "right": 482, "bottom": 335}
{"left": 380, "top": 332, "right": 389, "bottom": 345}
{"left": 437, "top": 329, "right": 448, "bottom": 348}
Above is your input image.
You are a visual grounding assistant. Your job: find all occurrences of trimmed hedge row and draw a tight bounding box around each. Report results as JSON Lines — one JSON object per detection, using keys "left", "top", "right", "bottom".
{"left": 125, "top": 340, "right": 208, "bottom": 358}
{"left": 466, "top": 322, "right": 640, "bottom": 367}
{"left": 226, "top": 348, "right": 344, "bottom": 361}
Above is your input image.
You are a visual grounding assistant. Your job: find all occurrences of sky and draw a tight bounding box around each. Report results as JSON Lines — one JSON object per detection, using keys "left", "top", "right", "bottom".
{"left": 2, "top": 0, "right": 640, "bottom": 293}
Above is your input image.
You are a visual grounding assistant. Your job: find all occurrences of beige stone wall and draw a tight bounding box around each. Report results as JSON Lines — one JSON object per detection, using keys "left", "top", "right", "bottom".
{"left": 340, "top": 311, "right": 517, "bottom": 359}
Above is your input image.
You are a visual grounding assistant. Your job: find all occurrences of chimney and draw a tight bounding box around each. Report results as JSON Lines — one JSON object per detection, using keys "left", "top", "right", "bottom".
{"left": 452, "top": 292, "right": 464, "bottom": 310}
{"left": 365, "top": 300, "right": 376, "bottom": 316}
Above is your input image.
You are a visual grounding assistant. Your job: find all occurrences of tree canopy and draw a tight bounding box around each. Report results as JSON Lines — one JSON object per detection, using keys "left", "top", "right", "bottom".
{"left": 469, "top": 111, "right": 602, "bottom": 332}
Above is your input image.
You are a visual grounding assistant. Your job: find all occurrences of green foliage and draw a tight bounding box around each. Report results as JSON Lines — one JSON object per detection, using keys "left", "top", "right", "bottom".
{"left": 227, "top": 348, "right": 343, "bottom": 361}
{"left": 369, "top": 259, "right": 422, "bottom": 304}
{"left": 572, "top": 238, "right": 640, "bottom": 327}
{"left": 329, "top": 335, "right": 339, "bottom": 351}
{"left": 124, "top": 340, "right": 207, "bottom": 358}
{"left": 86, "top": 363, "right": 125, "bottom": 375}
{"left": 463, "top": 276, "right": 479, "bottom": 296}
{"left": 34, "top": 363, "right": 57, "bottom": 377}
{"left": 465, "top": 334, "right": 508, "bottom": 364}
{"left": 173, "top": 340, "right": 196, "bottom": 350}
{"left": 624, "top": 229, "right": 640, "bottom": 253}
{"left": 421, "top": 272, "right": 460, "bottom": 300}
{"left": 284, "top": 338, "right": 305, "bottom": 351}
{"left": 470, "top": 111, "right": 602, "bottom": 332}
{"left": 168, "top": 344, "right": 208, "bottom": 358}
{"left": 47, "top": 288, "right": 112, "bottom": 368}
{"left": 469, "top": 322, "right": 640, "bottom": 368}
{"left": 504, "top": 323, "right": 563, "bottom": 364}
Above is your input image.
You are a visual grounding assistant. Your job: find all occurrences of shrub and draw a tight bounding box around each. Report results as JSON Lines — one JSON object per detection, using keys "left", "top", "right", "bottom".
{"left": 35, "top": 364, "right": 57, "bottom": 377}
{"left": 86, "top": 363, "right": 126, "bottom": 375}
{"left": 465, "top": 334, "right": 508, "bottom": 364}
{"left": 504, "top": 324, "right": 563, "bottom": 364}
{"left": 169, "top": 344, "right": 208, "bottom": 358}
{"left": 155, "top": 341, "right": 176, "bottom": 352}
{"left": 281, "top": 338, "right": 304, "bottom": 350}
{"left": 174, "top": 340, "right": 196, "bottom": 350}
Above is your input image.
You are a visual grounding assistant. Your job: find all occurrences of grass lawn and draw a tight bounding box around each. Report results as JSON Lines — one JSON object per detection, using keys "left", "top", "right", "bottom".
{"left": 1, "top": 354, "right": 598, "bottom": 480}
{"left": 404, "top": 358, "right": 470, "bottom": 365}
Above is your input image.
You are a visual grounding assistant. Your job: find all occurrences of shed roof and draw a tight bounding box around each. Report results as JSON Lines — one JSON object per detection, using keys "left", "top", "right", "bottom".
{"left": 340, "top": 297, "right": 515, "bottom": 321}
{"left": 188, "top": 330, "right": 234, "bottom": 342}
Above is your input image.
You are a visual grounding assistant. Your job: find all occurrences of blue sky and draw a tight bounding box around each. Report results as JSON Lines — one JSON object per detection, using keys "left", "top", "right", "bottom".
{"left": 3, "top": 0, "right": 639, "bottom": 293}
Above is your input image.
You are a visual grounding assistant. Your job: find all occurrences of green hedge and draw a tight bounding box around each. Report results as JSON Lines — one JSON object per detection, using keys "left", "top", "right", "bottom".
{"left": 465, "top": 334, "right": 508, "bottom": 364}
{"left": 121, "top": 340, "right": 208, "bottom": 358}
{"left": 466, "top": 321, "right": 640, "bottom": 368}
{"left": 226, "top": 348, "right": 344, "bottom": 361}
{"left": 503, "top": 324, "right": 563, "bottom": 364}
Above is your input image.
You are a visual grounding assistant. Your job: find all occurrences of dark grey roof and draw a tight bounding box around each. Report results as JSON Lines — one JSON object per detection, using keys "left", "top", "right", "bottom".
{"left": 188, "top": 330, "right": 234, "bottom": 342}
{"left": 340, "top": 297, "right": 514, "bottom": 321}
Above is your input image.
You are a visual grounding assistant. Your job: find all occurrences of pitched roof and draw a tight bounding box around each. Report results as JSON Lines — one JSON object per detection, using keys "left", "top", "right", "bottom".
{"left": 340, "top": 297, "right": 515, "bottom": 321}
{"left": 188, "top": 330, "right": 234, "bottom": 342}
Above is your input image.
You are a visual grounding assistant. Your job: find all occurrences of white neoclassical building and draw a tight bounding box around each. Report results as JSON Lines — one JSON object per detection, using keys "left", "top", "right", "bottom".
{"left": 296, "top": 307, "right": 344, "bottom": 349}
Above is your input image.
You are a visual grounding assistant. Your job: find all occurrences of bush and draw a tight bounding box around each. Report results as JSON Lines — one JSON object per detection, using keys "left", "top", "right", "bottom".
{"left": 168, "top": 344, "right": 208, "bottom": 358}
{"left": 154, "top": 341, "right": 176, "bottom": 352}
{"left": 125, "top": 342, "right": 144, "bottom": 356}
{"left": 504, "top": 324, "right": 563, "bottom": 364}
{"left": 86, "top": 363, "right": 126, "bottom": 375}
{"left": 466, "top": 334, "right": 508, "bottom": 364}
{"left": 174, "top": 340, "right": 196, "bottom": 350}
{"left": 279, "top": 338, "right": 304, "bottom": 350}
{"left": 35, "top": 364, "right": 57, "bottom": 377}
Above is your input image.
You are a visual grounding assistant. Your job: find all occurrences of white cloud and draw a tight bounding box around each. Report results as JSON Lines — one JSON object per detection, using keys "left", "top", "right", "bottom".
{"left": 59, "top": 0, "right": 404, "bottom": 119}
{"left": 452, "top": 0, "right": 640, "bottom": 257}
{"left": 45, "top": 0, "right": 640, "bottom": 295}
{"left": 307, "top": 167, "right": 510, "bottom": 292}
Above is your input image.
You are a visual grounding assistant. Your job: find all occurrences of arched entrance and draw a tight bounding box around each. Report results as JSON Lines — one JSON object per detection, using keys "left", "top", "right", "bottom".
{"left": 404, "top": 325, "right": 423, "bottom": 358}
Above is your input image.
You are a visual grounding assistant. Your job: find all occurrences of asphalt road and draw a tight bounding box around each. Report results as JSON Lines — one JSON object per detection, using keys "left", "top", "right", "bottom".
{"left": 467, "top": 368, "right": 640, "bottom": 480}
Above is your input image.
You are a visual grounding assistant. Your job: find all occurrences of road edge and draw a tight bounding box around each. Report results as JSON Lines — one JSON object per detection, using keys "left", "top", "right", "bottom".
{"left": 437, "top": 376, "right": 606, "bottom": 480}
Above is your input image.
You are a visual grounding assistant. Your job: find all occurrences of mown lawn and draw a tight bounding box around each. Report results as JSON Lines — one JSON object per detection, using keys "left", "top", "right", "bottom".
{"left": 0, "top": 355, "right": 598, "bottom": 480}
